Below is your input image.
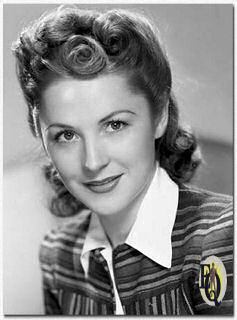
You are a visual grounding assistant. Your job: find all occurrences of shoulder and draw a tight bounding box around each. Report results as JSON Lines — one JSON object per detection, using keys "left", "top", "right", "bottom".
{"left": 173, "top": 184, "right": 233, "bottom": 247}
{"left": 174, "top": 184, "right": 233, "bottom": 253}
{"left": 39, "top": 210, "right": 91, "bottom": 268}
{"left": 177, "top": 184, "right": 232, "bottom": 223}
{"left": 178, "top": 184, "right": 232, "bottom": 211}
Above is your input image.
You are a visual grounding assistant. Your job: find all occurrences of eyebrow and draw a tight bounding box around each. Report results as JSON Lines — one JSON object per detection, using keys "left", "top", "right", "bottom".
{"left": 45, "top": 123, "right": 75, "bottom": 132}
{"left": 45, "top": 110, "right": 136, "bottom": 131}
{"left": 98, "top": 110, "right": 136, "bottom": 124}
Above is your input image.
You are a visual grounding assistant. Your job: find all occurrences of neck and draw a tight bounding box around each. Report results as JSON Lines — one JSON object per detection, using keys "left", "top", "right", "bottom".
{"left": 98, "top": 164, "right": 157, "bottom": 248}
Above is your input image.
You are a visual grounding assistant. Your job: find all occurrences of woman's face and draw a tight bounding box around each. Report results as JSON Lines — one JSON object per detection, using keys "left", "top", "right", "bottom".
{"left": 40, "top": 74, "right": 166, "bottom": 217}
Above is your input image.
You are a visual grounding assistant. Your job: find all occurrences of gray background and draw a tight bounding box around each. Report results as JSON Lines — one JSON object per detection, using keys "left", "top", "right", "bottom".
{"left": 3, "top": 3, "right": 233, "bottom": 315}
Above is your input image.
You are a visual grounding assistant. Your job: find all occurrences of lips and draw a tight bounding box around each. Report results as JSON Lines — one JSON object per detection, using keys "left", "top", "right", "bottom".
{"left": 84, "top": 174, "right": 123, "bottom": 193}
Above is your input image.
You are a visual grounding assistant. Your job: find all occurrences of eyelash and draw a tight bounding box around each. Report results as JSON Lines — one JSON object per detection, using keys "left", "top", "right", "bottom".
{"left": 53, "top": 119, "right": 128, "bottom": 143}
{"left": 54, "top": 130, "right": 77, "bottom": 143}
{"left": 104, "top": 119, "right": 128, "bottom": 132}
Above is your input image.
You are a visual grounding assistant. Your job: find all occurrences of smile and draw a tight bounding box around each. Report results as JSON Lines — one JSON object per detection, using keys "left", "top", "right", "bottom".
{"left": 84, "top": 174, "right": 123, "bottom": 193}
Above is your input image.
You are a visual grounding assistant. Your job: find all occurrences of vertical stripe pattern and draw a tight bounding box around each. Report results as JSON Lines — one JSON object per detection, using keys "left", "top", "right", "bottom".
{"left": 40, "top": 185, "right": 233, "bottom": 315}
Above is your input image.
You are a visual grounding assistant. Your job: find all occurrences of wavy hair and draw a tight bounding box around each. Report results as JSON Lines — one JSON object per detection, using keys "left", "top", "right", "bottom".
{"left": 12, "top": 6, "right": 201, "bottom": 216}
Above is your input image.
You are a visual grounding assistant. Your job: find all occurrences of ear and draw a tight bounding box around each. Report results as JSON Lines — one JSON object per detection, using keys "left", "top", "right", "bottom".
{"left": 38, "top": 119, "right": 50, "bottom": 158}
{"left": 154, "top": 103, "right": 168, "bottom": 139}
{"left": 41, "top": 135, "right": 50, "bottom": 158}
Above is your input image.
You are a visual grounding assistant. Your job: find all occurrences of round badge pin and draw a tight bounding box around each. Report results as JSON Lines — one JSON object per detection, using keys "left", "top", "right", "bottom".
{"left": 199, "top": 255, "right": 227, "bottom": 307}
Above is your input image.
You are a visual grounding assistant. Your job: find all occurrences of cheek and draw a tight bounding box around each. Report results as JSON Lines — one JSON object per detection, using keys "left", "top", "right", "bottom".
{"left": 47, "top": 147, "right": 82, "bottom": 182}
{"left": 111, "top": 125, "right": 156, "bottom": 165}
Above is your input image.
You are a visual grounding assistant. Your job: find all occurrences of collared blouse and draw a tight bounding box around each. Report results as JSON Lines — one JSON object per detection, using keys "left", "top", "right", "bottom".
{"left": 39, "top": 182, "right": 233, "bottom": 315}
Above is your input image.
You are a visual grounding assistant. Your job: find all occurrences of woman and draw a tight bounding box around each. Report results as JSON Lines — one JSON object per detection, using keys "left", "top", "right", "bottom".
{"left": 12, "top": 6, "right": 233, "bottom": 315}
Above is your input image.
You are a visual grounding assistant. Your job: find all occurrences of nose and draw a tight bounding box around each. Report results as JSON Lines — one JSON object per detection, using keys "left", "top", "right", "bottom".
{"left": 83, "top": 137, "right": 109, "bottom": 173}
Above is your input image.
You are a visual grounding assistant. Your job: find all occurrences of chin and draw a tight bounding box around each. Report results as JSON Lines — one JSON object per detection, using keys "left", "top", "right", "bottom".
{"left": 86, "top": 201, "right": 121, "bottom": 217}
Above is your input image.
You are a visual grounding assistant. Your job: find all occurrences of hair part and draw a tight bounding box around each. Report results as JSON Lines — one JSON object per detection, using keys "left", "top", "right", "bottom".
{"left": 12, "top": 5, "right": 201, "bottom": 217}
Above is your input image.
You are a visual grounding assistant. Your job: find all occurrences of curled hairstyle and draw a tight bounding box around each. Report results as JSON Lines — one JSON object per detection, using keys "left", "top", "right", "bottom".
{"left": 13, "top": 6, "right": 201, "bottom": 217}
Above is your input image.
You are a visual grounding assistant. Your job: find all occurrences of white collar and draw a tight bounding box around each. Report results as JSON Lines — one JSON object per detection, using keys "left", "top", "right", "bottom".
{"left": 125, "top": 165, "right": 178, "bottom": 268}
{"left": 81, "top": 164, "right": 179, "bottom": 274}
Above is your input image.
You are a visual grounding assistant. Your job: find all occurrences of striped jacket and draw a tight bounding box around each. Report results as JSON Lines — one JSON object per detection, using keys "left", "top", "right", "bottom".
{"left": 39, "top": 184, "right": 233, "bottom": 315}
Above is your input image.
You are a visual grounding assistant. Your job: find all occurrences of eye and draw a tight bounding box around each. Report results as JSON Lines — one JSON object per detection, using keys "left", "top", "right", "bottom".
{"left": 105, "top": 120, "right": 127, "bottom": 132}
{"left": 55, "top": 130, "right": 77, "bottom": 143}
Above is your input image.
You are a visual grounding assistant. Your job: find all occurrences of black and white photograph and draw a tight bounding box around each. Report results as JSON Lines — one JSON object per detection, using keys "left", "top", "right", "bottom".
{"left": 3, "top": 2, "right": 233, "bottom": 316}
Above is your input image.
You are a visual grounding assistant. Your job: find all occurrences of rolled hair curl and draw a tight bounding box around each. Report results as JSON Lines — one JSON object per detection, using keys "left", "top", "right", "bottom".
{"left": 12, "top": 6, "right": 201, "bottom": 217}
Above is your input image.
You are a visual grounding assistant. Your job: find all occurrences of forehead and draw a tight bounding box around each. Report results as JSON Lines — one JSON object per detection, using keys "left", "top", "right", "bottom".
{"left": 40, "top": 73, "right": 151, "bottom": 125}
